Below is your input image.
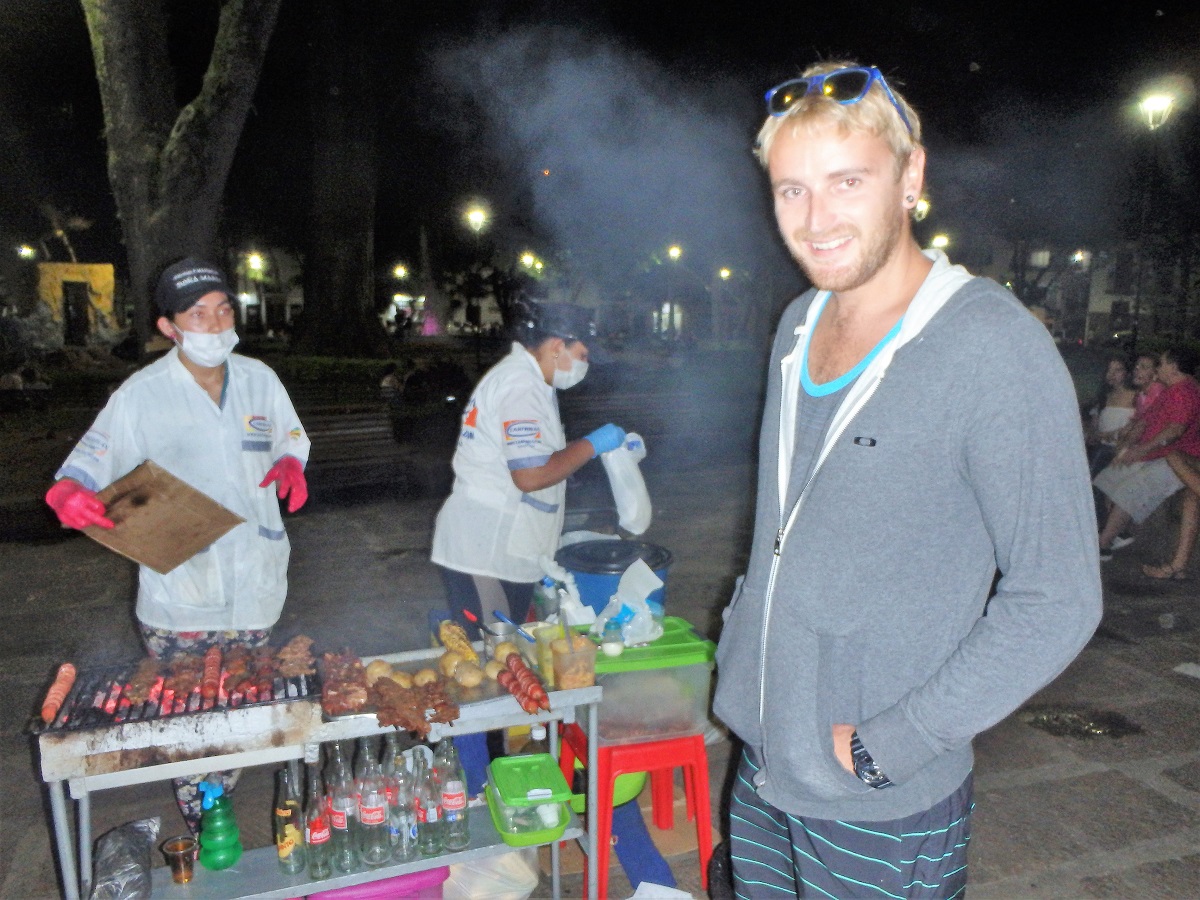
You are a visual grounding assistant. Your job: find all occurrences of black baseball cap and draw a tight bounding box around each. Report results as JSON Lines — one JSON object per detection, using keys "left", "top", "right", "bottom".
{"left": 522, "top": 301, "right": 610, "bottom": 363}
{"left": 155, "top": 257, "right": 233, "bottom": 316}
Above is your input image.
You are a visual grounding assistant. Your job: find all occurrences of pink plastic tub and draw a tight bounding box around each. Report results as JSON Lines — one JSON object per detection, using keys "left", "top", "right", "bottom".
{"left": 307, "top": 866, "right": 450, "bottom": 900}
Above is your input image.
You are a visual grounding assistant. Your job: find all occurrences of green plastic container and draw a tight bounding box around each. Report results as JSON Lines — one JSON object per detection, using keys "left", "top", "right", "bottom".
{"left": 588, "top": 616, "right": 716, "bottom": 746}
{"left": 486, "top": 754, "right": 572, "bottom": 847}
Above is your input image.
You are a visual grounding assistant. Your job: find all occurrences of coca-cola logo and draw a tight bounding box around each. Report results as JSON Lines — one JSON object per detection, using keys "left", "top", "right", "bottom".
{"left": 307, "top": 821, "right": 331, "bottom": 844}
{"left": 443, "top": 790, "right": 467, "bottom": 811}
{"left": 359, "top": 805, "right": 386, "bottom": 826}
{"left": 331, "top": 809, "right": 348, "bottom": 830}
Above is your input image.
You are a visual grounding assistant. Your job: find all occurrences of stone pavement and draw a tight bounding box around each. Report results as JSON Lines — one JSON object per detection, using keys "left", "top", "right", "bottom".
{"left": 5, "top": 463, "right": 1200, "bottom": 897}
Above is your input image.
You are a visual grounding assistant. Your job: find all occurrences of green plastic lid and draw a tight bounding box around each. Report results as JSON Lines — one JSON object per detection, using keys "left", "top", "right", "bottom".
{"left": 591, "top": 616, "right": 715, "bottom": 674}
{"left": 489, "top": 754, "right": 572, "bottom": 806}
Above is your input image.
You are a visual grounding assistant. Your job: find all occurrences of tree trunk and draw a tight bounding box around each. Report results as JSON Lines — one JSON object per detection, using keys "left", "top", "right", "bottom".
{"left": 80, "top": 0, "right": 282, "bottom": 357}
{"left": 292, "top": 0, "right": 388, "bottom": 358}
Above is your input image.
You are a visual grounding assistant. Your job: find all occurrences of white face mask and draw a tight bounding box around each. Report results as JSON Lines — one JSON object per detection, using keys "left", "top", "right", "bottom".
{"left": 552, "top": 355, "right": 588, "bottom": 390}
{"left": 177, "top": 328, "right": 239, "bottom": 368}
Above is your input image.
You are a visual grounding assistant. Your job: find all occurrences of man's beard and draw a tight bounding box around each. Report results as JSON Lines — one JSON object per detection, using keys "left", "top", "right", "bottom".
{"left": 793, "top": 207, "right": 905, "bottom": 294}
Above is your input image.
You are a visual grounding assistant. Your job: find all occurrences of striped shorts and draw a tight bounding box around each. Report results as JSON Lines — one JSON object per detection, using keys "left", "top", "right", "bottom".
{"left": 730, "top": 748, "right": 972, "bottom": 899}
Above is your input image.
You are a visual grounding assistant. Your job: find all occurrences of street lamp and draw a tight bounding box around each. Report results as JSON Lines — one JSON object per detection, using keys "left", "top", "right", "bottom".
{"left": 393, "top": 263, "right": 408, "bottom": 280}
{"left": 464, "top": 204, "right": 489, "bottom": 235}
{"left": 1131, "top": 85, "right": 1178, "bottom": 348}
{"left": 16, "top": 244, "right": 36, "bottom": 260}
{"left": 930, "top": 234, "right": 950, "bottom": 250}
{"left": 914, "top": 198, "right": 930, "bottom": 222}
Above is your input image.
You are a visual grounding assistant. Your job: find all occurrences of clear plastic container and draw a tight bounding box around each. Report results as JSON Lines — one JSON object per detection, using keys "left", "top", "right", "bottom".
{"left": 551, "top": 633, "right": 597, "bottom": 689}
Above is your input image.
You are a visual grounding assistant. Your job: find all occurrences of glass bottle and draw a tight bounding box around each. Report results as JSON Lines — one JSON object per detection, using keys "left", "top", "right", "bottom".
{"left": 436, "top": 738, "right": 471, "bottom": 851}
{"left": 356, "top": 740, "right": 390, "bottom": 866}
{"left": 327, "top": 740, "right": 358, "bottom": 872}
{"left": 304, "top": 756, "right": 333, "bottom": 880}
{"left": 383, "top": 733, "right": 418, "bottom": 862}
{"left": 414, "top": 749, "right": 443, "bottom": 856}
{"left": 274, "top": 765, "right": 306, "bottom": 874}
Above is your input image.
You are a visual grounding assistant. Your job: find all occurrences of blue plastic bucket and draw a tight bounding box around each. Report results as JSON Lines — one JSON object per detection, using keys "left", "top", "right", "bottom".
{"left": 555, "top": 540, "right": 673, "bottom": 614}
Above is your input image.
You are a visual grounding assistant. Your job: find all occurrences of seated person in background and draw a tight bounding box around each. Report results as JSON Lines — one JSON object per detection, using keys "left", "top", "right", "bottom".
{"left": 1086, "top": 355, "right": 1137, "bottom": 476}
{"left": 1094, "top": 346, "right": 1200, "bottom": 561}
{"left": 1143, "top": 451, "right": 1200, "bottom": 580}
{"left": 1132, "top": 352, "right": 1166, "bottom": 417}
{"left": 379, "top": 362, "right": 402, "bottom": 405}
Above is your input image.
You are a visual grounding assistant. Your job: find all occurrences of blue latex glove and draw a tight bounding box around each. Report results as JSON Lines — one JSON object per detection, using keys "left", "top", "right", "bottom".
{"left": 585, "top": 423, "right": 626, "bottom": 458}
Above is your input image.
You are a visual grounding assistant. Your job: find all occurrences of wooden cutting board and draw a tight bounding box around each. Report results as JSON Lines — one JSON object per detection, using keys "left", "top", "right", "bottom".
{"left": 82, "top": 460, "right": 245, "bottom": 574}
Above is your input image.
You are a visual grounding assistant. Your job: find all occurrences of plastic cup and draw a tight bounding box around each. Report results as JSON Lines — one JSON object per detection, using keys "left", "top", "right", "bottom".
{"left": 552, "top": 632, "right": 597, "bottom": 689}
{"left": 534, "top": 623, "right": 564, "bottom": 687}
{"left": 162, "top": 835, "right": 197, "bottom": 884}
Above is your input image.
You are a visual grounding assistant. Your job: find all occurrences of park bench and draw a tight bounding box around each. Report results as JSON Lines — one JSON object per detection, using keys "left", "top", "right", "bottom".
{"left": 300, "top": 404, "right": 411, "bottom": 498}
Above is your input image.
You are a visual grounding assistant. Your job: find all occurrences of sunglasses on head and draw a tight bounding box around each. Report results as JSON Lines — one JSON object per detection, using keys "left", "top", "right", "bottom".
{"left": 764, "top": 66, "right": 913, "bottom": 134}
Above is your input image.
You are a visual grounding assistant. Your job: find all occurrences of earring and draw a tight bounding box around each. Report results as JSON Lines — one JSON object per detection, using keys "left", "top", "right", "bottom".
{"left": 905, "top": 195, "right": 915, "bottom": 204}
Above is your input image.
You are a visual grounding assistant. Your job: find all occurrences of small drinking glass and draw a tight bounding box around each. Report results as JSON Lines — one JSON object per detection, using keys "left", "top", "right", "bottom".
{"left": 162, "top": 835, "right": 197, "bottom": 884}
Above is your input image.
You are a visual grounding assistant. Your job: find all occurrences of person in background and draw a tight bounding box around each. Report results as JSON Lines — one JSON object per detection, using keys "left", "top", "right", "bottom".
{"left": 45, "top": 257, "right": 310, "bottom": 831}
{"left": 379, "top": 361, "right": 403, "bottom": 406}
{"left": 1095, "top": 346, "right": 1200, "bottom": 563}
{"left": 431, "top": 301, "right": 626, "bottom": 636}
{"left": 1086, "top": 356, "right": 1136, "bottom": 476}
{"left": 1132, "top": 352, "right": 1166, "bottom": 418}
{"left": 713, "top": 60, "right": 1101, "bottom": 897}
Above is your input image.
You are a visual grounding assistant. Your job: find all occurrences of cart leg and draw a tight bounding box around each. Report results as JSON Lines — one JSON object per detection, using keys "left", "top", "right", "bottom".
{"left": 48, "top": 780, "right": 80, "bottom": 900}
{"left": 78, "top": 789, "right": 92, "bottom": 898}
{"left": 587, "top": 701, "right": 599, "bottom": 900}
{"left": 549, "top": 723, "right": 561, "bottom": 900}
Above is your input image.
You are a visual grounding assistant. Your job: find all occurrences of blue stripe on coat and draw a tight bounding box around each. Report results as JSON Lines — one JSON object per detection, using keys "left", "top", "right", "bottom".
{"left": 520, "top": 494, "right": 559, "bottom": 513}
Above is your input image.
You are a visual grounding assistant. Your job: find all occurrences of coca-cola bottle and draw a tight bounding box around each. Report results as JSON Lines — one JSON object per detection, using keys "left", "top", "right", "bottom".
{"left": 436, "top": 739, "right": 471, "bottom": 851}
{"left": 327, "top": 741, "right": 358, "bottom": 872}
{"left": 274, "top": 765, "right": 306, "bottom": 874}
{"left": 356, "top": 739, "right": 391, "bottom": 866}
{"left": 304, "top": 756, "right": 333, "bottom": 880}
{"left": 414, "top": 749, "right": 443, "bottom": 856}
{"left": 383, "top": 733, "right": 418, "bottom": 862}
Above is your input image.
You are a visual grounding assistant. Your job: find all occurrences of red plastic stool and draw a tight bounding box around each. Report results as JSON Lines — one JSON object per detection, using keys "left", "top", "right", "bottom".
{"left": 559, "top": 723, "right": 712, "bottom": 899}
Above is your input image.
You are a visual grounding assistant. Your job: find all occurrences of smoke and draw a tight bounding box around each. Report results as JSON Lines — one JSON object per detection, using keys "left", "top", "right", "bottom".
{"left": 426, "top": 25, "right": 792, "bottom": 292}
{"left": 930, "top": 99, "right": 1132, "bottom": 247}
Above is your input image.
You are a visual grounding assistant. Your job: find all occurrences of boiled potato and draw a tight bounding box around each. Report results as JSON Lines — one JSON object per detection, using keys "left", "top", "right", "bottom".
{"left": 412, "top": 667, "right": 438, "bottom": 686}
{"left": 454, "top": 661, "right": 483, "bottom": 688}
{"left": 364, "top": 659, "right": 393, "bottom": 686}
{"left": 439, "top": 650, "right": 464, "bottom": 677}
{"left": 388, "top": 670, "right": 414, "bottom": 689}
{"left": 484, "top": 659, "right": 506, "bottom": 681}
{"left": 492, "top": 641, "right": 521, "bottom": 663}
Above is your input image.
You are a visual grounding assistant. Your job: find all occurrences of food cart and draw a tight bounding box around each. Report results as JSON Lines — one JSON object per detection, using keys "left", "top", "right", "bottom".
{"left": 37, "top": 645, "right": 603, "bottom": 900}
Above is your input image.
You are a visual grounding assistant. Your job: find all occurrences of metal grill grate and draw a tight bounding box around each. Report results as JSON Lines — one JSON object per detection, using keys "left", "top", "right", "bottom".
{"left": 37, "top": 663, "right": 318, "bottom": 733}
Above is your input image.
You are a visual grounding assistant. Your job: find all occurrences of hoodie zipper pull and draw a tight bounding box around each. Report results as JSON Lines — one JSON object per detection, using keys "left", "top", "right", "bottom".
{"left": 773, "top": 527, "right": 784, "bottom": 556}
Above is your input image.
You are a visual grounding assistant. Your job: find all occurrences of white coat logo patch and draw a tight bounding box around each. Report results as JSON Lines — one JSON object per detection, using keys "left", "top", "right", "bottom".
{"left": 244, "top": 415, "right": 272, "bottom": 436}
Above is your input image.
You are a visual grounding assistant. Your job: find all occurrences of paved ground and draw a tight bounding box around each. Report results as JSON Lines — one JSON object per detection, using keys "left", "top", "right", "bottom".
{"left": 5, "top": 457, "right": 1200, "bottom": 898}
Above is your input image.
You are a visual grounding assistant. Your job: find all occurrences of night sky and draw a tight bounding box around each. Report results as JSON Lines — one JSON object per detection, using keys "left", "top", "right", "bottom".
{"left": 1, "top": 0, "right": 1198, "bottom": 292}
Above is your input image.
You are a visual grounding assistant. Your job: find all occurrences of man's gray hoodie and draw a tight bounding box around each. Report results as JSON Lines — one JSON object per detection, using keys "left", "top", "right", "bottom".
{"left": 713, "top": 253, "right": 1103, "bottom": 821}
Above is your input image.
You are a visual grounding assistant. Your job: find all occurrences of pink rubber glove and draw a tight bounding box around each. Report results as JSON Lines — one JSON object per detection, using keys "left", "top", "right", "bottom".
{"left": 259, "top": 456, "right": 308, "bottom": 513}
{"left": 45, "top": 479, "right": 115, "bottom": 530}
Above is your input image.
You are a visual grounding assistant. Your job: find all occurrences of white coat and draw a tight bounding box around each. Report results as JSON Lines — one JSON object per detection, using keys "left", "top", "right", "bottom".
{"left": 431, "top": 343, "right": 566, "bottom": 583}
{"left": 56, "top": 347, "right": 310, "bottom": 630}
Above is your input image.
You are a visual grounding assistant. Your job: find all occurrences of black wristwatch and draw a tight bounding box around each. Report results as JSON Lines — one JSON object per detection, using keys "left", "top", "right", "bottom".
{"left": 850, "top": 730, "right": 893, "bottom": 789}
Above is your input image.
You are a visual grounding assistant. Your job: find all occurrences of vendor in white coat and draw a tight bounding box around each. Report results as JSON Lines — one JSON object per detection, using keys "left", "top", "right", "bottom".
{"left": 432, "top": 302, "right": 626, "bottom": 636}
{"left": 45, "top": 257, "right": 310, "bottom": 830}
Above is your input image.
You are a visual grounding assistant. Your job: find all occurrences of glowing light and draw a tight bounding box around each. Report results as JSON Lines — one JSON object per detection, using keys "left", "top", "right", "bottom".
{"left": 520, "top": 253, "right": 536, "bottom": 268}
{"left": 393, "top": 264, "right": 408, "bottom": 279}
{"left": 464, "top": 205, "right": 489, "bottom": 234}
{"left": 246, "top": 252, "right": 264, "bottom": 271}
{"left": 16, "top": 245, "right": 36, "bottom": 259}
{"left": 719, "top": 268, "right": 731, "bottom": 280}
{"left": 914, "top": 198, "right": 930, "bottom": 222}
{"left": 667, "top": 245, "right": 682, "bottom": 261}
{"left": 542, "top": 169, "right": 551, "bottom": 176}
{"left": 1140, "top": 92, "right": 1175, "bottom": 130}
{"left": 930, "top": 234, "right": 950, "bottom": 250}
{"left": 534, "top": 261, "right": 543, "bottom": 271}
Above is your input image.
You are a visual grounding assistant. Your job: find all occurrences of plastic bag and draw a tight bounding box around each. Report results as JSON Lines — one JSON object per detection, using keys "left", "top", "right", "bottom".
{"left": 89, "top": 816, "right": 160, "bottom": 900}
{"left": 443, "top": 849, "right": 538, "bottom": 900}
{"left": 538, "top": 555, "right": 595, "bottom": 626}
{"left": 590, "top": 559, "right": 664, "bottom": 645}
{"left": 600, "top": 433, "right": 652, "bottom": 535}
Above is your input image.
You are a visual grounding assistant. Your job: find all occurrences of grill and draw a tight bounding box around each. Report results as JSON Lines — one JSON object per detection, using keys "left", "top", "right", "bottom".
{"left": 36, "top": 663, "right": 318, "bottom": 734}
